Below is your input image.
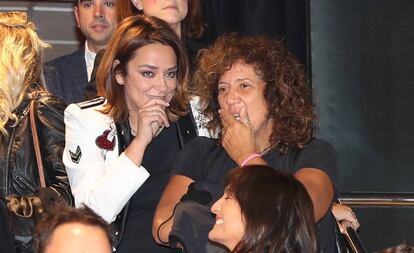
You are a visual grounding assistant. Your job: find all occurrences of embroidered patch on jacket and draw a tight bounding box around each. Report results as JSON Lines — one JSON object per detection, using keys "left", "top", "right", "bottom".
{"left": 95, "top": 126, "right": 116, "bottom": 151}
{"left": 69, "top": 145, "right": 82, "bottom": 164}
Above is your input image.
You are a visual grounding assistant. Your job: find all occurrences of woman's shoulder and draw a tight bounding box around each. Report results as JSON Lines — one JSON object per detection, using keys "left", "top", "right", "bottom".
{"left": 65, "top": 97, "right": 106, "bottom": 116}
{"left": 27, "top": 91, "right": 67, "bottom": 121}
{"left": 64, "top": 97, "right": 113, "bottom": 125}
{"left": 304, "top": 138, "right": 336, "bottom": 153}
{"left": 31, "top": 89, "right": 65, "bottom": 109}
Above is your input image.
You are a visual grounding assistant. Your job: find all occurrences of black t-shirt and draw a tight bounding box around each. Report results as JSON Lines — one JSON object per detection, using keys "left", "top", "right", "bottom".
{"left": 117, "top": 123, "right": 181, "bottom": 253}
{"left": 173, "top": 136, "right": 339, "bottom": 253}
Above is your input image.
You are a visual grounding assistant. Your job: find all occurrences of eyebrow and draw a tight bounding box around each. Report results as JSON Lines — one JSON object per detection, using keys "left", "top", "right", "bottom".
{"left": 137, "top": 65, "right": 177, "bottom": 71}
{"left": 236, "top": 78, "right": 252, "bottom": 82}
{"left": 218, "top": 78, "right": 253, "bottom": 85}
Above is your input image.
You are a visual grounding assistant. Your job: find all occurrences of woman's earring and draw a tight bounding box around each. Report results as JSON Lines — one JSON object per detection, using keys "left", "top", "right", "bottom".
{"left": 115, "top": 76, "right": 124, "bottom": 85}
{"left": 131, "top": 0, "right": 144, "bottom": 11}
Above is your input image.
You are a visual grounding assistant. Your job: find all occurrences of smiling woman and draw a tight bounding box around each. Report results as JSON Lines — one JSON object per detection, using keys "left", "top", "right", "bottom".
{"left": 62, "top": 15, "right": 190, "bottom": 252}
{"left": 209, "top": 165, "right": 317, "bottom": 253}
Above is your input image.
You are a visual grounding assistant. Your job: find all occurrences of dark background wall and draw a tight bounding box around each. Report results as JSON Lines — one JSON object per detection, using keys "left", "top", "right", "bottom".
{"left": 0, "top": 0, "right": 79, "bottom": 61}
{"left": 201, "top": 0, "right": 308, "bottom": 66}
{"left": 311, "top": 0, "right": 414, "bottom": 251}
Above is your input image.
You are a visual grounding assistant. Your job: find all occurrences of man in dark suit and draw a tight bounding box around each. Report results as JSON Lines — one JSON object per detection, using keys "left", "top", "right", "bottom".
{"left": 44, "top": 0, "right": 118, "bottom": 104}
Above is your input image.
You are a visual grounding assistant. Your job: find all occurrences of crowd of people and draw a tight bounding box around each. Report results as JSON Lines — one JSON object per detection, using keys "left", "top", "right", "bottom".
{"left": 0, "top": 1, "right": 362, "bottom": 253}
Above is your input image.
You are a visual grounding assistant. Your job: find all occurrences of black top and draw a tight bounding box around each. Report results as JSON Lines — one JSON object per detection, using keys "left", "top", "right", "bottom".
{"left": 173, "top": 137, "right": 339, "bottom": 253}
{"left": 116, "top": 123, "right": 181, "bottom": 253}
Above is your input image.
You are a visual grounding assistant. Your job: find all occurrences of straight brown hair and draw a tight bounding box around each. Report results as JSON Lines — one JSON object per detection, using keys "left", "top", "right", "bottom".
{"left": 96, "top": 15, "right": 190, "bottom": 123}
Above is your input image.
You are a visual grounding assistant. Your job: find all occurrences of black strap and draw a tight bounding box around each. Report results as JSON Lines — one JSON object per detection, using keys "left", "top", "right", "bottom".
{"left": 111, "top": 120, "right": 132, "bottom": 249}
{"left": 83, "top": 49, "right": 105, "bottom": 100}
{"left": 176, "top": 113, "right": 197, "bottom": 149}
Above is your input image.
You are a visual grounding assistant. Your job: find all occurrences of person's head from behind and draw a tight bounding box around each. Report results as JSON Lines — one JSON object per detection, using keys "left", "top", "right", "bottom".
{"left": 34, "top": 205, "right": 111, "bottom": 253}
{"left": 74, "top": 0, "right": 118, "bottom": 52}
{"left": 118, "top": 0, "right": 204, "bottom": 39}
{"left": 0, "top": 12, "right": 49, "bottom": 135}
{"left": 194, "top": 34, "right": 314, "bottom": 154}
{"left": 96, "top": 15, "right": 189, "bottom": 123}
{"left": 375, "top": 243, "right": 414, "bottom": 253}
{"left": 209, "top": 165, "right": 317, "bottom": 253}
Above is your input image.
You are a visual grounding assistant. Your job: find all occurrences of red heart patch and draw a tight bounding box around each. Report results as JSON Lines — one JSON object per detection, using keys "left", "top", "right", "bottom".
{"left": 95, "top": 129, "right": 115, "bottom": 151}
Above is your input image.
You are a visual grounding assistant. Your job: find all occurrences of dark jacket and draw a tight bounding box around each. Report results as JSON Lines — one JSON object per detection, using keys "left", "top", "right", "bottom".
{"left": 43, "top": 48, "right": 88, "bottom": 104}
{"left": 0, "top": 86, "right": 72, "bottom": 204}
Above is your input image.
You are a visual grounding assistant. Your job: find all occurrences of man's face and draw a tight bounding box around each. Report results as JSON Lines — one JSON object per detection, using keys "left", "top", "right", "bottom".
{"left": 74, "top": 0, "right": 118, "bottom": 52}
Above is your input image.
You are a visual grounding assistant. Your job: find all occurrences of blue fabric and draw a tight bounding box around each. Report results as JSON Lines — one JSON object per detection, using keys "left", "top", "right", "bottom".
{"left": 43, "top": 48, "right": 88, "bottom": 104}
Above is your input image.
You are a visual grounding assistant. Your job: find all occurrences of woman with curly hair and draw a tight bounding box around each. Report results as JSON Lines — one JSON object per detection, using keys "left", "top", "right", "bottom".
{"left": 153, "top": 34, "right": 338, "bottom": 253}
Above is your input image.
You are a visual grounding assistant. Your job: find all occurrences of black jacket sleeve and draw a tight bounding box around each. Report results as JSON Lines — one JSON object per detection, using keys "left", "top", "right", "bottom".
{"left": 35, "top": 94, "right": 73, "bottom": 206}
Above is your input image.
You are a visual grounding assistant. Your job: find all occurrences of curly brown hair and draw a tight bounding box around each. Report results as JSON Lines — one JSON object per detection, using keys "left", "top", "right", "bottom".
{"left": 193, "top": 34, "right": 315, "bottom": 154}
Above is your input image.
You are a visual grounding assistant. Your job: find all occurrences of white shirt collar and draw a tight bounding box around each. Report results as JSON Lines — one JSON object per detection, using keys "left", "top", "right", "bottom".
{"left": 84, "top": 41, "right": 97, "bottom": 82}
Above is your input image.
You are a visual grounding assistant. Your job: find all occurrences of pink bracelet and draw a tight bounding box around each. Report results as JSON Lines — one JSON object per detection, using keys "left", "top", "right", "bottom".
{"left": 241, "top": 153, "right": 261, "bottom": 166}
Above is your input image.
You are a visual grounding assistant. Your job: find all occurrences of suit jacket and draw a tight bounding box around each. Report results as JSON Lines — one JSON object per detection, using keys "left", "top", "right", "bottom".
{"left": 44, "top": 48, "right": 88, "bottom": 104}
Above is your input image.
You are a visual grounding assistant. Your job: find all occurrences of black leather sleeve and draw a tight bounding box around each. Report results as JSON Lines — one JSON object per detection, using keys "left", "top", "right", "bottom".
{"left": 35, "top": 95, "right": 74, "bottom": 206}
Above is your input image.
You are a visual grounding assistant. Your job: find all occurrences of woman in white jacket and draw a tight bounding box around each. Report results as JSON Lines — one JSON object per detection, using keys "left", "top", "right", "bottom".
{"left": 63, "top": 15, "right": 191, "bottom": 252}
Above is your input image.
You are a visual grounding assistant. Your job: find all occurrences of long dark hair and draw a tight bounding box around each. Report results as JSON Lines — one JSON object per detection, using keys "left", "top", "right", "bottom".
{"left": 225, "top": 165, "right": 317, "bottom": 253}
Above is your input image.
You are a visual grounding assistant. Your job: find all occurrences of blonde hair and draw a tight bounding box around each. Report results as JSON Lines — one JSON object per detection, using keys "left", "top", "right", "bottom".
{"left": 0, "top": 12, "right": 49, "bottom": 135}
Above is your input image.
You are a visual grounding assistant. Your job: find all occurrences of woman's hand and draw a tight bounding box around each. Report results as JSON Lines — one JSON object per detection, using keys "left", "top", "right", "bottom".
{"left": 125, "top": 98, "right": 169, "bottom": 166}
{"left": 332, "top": 202, "right": 360, "bottom": 233}
{"left": 219, "top": 105, "right": 256, "bottom": 165}
{"left": 135, "top": 98, "right": 170, "bottom": 146}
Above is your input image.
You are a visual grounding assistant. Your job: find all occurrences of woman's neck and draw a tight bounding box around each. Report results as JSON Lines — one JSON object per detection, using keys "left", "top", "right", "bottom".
{"left": 254, "top": 120, "right": 274, "bottom": 154}
{"left": 128, "top": 112, "right": 138, "bottom": 135}
{"left": 169, "top": 23, "right": 182, "bottom": 39}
